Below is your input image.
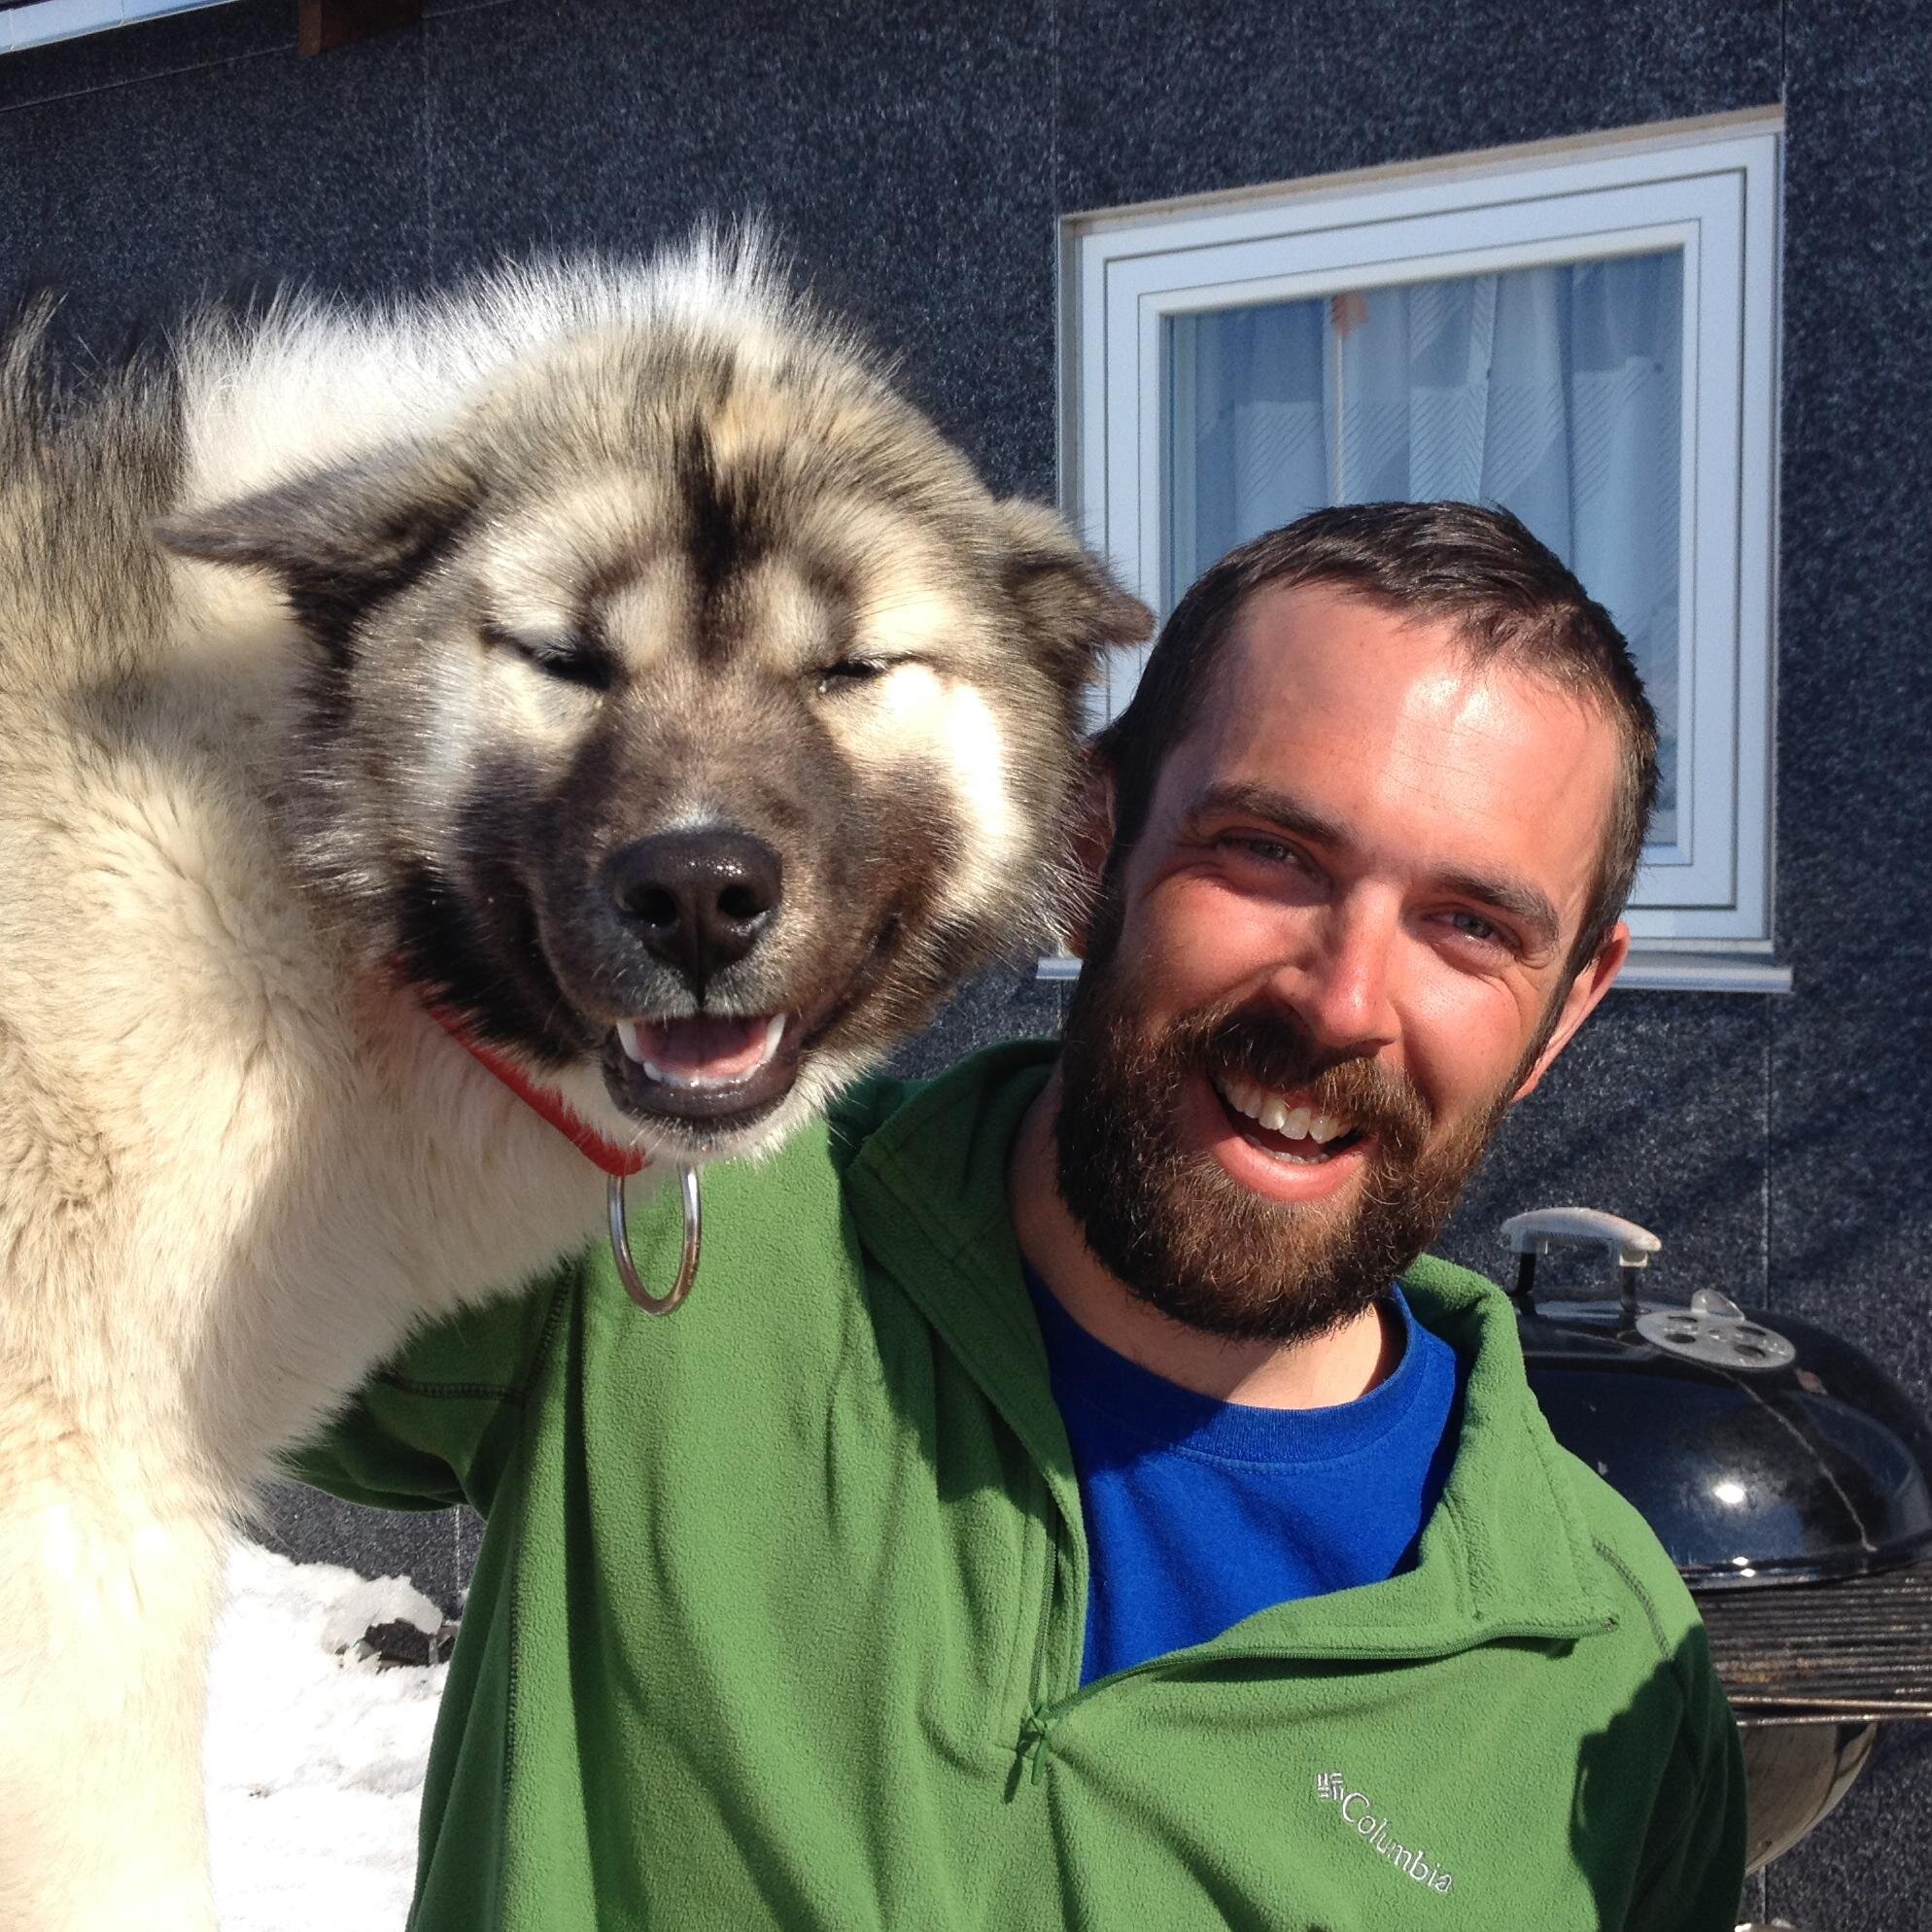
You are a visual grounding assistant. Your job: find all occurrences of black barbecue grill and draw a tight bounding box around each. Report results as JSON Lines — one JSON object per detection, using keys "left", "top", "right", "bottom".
{"left": 1502, "top": 1208, "right": 1932, "bottom": 1899}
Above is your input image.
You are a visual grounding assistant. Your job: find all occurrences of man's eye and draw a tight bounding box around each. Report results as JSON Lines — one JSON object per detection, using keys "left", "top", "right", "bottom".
{"left": 814, "top": 659, "right": 889, "bottom": 696}
{"left": 1443, "top": 909, "right": 1503, "bottom": 945}
{"left": 1224, "top": 834, "right": 1302, "bottom": 869}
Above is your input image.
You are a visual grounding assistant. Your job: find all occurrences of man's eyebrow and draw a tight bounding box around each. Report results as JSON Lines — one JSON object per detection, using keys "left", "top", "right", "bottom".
{"left": 1188, "top": 781, "right": 1349, "bottom": 848}
{"left": 1190, "top": 780, "right": 1564, "bottom": 952}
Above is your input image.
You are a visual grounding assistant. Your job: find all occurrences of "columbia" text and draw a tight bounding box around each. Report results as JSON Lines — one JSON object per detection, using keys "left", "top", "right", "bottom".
{"left": 1315, "top": 1771, "right": 1455, "bottom": 1895}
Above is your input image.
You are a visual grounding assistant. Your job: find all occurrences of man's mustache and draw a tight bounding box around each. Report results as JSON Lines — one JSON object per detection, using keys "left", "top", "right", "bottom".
{"left": 1182, "top": 1004, "right": 1434, "bottom": 1166}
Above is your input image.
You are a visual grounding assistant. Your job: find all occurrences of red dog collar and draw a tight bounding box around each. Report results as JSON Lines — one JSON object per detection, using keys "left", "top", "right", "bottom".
{"left": 421, "top": 1000, "right": 647, "bottom": 1179}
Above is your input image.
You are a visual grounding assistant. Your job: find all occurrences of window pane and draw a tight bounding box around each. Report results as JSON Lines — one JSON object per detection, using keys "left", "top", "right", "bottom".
{"left": 1168, "top": 250, "right": 1683, "bottom": 845}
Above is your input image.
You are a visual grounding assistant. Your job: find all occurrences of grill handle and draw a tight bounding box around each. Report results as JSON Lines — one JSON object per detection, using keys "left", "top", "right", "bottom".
{"left": 1501, "top": 1207, "right": 1663, "bottom": 1318}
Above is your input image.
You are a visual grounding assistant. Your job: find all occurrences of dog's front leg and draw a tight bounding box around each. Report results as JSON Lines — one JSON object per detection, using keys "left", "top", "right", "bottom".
{"left": 0, "top": 1464, "right": 226, "bottom": 1932}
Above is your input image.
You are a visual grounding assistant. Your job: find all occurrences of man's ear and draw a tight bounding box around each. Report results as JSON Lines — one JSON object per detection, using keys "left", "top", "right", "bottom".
{"left": 1512, "top": 921, "right": 1631, "bottom": 1102}
{"left": 157, "top": 440, "right": 483, "bottom": 657}
{"left": 987, "top": 499, "right": 1154, "bottom": 684}
{"left": 1058, "top": 744, "right": 1119, "bottom": 959}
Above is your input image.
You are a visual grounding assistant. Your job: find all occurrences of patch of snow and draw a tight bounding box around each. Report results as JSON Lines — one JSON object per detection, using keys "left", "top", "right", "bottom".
{"left": 206, "top": 1542, "right": 443, "bottom": 1932}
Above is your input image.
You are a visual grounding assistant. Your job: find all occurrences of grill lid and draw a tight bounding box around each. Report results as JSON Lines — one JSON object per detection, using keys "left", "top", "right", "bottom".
{"left": 1502, "top": 1209, "right": 1932, "bottom": 1589}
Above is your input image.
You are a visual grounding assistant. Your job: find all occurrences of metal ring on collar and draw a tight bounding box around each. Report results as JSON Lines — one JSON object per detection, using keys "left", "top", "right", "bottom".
{"left": 607, "top": 1163, "right": 702, "bottom": 1315}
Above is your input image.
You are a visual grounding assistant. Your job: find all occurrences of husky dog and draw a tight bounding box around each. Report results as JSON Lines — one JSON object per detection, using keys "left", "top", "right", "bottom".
{"left": 0, "top": 238, "right": 1149, "bottom": 1930}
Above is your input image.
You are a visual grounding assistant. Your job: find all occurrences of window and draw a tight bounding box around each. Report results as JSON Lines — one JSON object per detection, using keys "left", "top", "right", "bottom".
{"left": 1059, "top": 112, "right": 1784, "bottom": 990}
{"left": 2, "top": 0, "right": 235, "bottom": 56}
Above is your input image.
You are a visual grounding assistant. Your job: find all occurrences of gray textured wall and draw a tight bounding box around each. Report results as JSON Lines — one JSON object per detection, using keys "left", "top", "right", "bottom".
{"left": 6, "top": 2, "right": 1929, "bottom": 1923}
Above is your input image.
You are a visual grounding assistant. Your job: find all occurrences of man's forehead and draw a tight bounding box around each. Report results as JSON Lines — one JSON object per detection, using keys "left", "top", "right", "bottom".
{"left": 1224, "top": 578, "right": 1477, "bottom": 687}
{"left": 1201, "top": 578, "right": 1599, "bottom": 742}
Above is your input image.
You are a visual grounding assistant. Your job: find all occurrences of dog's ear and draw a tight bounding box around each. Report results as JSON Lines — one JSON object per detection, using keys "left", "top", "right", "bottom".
{"left": 988, "top": 500, "right": 1154, "bottom": 679}
{"left": 157, "top": 442, "right": 483, "bottom": 655}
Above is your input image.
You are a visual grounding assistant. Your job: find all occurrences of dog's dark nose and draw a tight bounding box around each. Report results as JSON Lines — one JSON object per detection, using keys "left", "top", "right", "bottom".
{"left": 607, "top": 829, "right": 782, "bottom": 988}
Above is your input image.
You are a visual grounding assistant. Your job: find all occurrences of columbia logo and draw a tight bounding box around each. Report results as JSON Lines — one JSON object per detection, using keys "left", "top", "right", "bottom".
{"left": 1315, "top": 1770, "right": 1455, "bottom": 1895}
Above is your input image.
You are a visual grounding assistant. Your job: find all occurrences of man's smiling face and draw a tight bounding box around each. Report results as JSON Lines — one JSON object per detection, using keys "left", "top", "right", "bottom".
{"left": 1054, "top": 579, "right": 1629, "bottom": 1342}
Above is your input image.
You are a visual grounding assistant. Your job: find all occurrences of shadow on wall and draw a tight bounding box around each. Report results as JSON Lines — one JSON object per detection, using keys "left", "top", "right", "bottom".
{"left": 1435, "top": 988, "right": 1771, "bottom": 1304}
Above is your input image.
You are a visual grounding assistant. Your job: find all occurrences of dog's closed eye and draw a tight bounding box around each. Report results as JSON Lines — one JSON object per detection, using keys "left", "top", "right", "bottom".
{"left": 481, "top": 622, "right": 615, "bottom": 692}
{"left": 813, "top": 657, "right": 891, "bottom": 696}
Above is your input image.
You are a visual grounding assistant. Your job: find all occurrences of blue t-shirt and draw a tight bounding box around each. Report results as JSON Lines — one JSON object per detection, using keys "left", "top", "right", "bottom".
{"left": 1027, "top": 1271, "right": 1465, "bottom": 1684}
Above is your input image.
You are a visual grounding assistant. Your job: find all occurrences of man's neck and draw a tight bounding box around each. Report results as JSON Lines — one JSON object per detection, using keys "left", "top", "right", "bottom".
{"left": 1007, "top": 1069, "right": 1398, "bottom": 1410}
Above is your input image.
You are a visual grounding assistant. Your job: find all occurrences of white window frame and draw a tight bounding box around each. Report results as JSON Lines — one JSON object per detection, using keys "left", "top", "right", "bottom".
{"left": 2, "top": 0, "right": 235, "bottom": 56}
{"left": 1056, "top": 110, "right": 1786, "bottom": 992}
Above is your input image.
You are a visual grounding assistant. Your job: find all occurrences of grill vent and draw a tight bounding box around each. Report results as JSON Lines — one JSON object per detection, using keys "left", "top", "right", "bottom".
{"left": 1698, "top": 1560, "right": 1932, "bottom": 1722}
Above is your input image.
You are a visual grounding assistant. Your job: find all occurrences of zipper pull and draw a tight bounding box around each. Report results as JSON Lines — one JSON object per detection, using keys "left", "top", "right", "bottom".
{"left": 1016, "top": 1708, "right": 1055, "bottom": 1786}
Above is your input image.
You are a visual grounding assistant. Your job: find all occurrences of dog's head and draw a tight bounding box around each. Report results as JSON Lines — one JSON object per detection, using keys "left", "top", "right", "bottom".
{"left": 162, "top": 253, "right": 1151, "bottom": 1161}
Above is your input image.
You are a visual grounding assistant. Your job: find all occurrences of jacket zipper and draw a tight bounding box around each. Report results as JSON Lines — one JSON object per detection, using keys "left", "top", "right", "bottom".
{"left": 1018, "top": 1655, "right": 1177, "bottom": 1785}
{"left": 1020, "top": 1467, "right": 1074, "bottom": 1744}
{"left": 1016, "top": 1455, "right": 1187, "bottom": 1788}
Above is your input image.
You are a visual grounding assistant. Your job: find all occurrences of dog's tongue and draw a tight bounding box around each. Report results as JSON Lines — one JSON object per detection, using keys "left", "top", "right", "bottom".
{"left": 630, "top": 1014, "right": 782, "bottom": 1087}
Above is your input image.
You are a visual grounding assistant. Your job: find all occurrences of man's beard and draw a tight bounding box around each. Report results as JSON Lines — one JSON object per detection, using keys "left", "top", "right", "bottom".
{"left": 1054, "top": 906, "right": 1524, "bottom": 1347}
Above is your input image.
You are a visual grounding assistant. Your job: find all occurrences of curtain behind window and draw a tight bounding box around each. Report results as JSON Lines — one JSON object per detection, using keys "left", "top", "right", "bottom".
{"left": 1173, "top": 251, "right": 1682, "bottom": 839}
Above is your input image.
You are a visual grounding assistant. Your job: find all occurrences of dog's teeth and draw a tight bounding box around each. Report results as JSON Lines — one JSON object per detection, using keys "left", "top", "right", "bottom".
{"left": 614, "top": 1013, "right": 789, "bottom": 1090}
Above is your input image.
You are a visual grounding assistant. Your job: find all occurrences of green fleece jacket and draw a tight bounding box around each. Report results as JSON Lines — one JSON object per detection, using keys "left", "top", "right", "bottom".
{"left": 289, "top": 1041, "right": 1746, "bottom": 1931}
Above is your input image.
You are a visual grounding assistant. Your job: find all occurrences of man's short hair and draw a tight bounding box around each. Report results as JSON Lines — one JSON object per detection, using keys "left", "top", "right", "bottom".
{"left": 1092, "top": 500, "right": 1660, "bottom": 974}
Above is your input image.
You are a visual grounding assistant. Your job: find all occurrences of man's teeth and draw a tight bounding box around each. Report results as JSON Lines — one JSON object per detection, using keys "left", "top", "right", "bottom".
{"left": 1217, "top": 1073, "right": 1351, "bottom": 1145}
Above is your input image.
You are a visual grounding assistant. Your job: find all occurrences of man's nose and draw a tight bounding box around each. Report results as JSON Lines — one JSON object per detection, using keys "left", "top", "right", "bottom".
{"left": 1274, "top": 894, "right": 1401, "bottom": 1054}
{"left": 605, "top": 827, "right": 782, "bottom": 991}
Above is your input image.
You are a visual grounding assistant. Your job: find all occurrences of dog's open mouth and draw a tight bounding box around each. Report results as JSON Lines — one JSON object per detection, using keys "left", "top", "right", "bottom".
{"left": 605, "top": 1013, "right": 798, "bottom": 1124}
{"left": 595, "top": 916, "right": 906, "bottom": 1137}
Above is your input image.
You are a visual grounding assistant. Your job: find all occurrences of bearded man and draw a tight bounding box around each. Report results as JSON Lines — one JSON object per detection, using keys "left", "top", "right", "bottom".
{"left": 292, "top": 501, "right": 1747, "bottom": 1932}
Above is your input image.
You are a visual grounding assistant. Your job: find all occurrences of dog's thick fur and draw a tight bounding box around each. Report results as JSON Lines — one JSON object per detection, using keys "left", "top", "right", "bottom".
{"left": 0, "top": 239, "right": 1148, "bottom": 1929}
